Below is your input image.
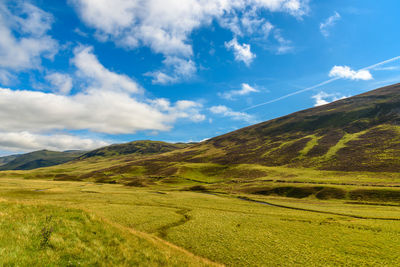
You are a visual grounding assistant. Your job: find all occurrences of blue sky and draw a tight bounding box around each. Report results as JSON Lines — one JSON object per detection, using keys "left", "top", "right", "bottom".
{"left": 1, "top": 0, "right": 400, "bottom": 155}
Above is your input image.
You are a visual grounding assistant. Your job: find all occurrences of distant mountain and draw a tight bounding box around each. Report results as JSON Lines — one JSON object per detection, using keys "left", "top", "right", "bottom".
{"left": 79, "top": 140, "right": 190, "bottom": 159}
{"left": 0, "top": 150, "right": 85, "bottom": 170}
{"left": 0, "top": 154, "right": 21, "bottom": 166}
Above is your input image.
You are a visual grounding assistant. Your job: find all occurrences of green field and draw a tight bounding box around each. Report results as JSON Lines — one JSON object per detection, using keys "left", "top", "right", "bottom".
{"left": 1, "top": 174, "right": 399, "bottom": 266}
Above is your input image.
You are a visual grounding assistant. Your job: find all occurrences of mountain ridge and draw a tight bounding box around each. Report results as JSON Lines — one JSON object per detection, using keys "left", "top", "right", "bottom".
{"left": 0, "top": 150, "right": 85, "bottom": 171}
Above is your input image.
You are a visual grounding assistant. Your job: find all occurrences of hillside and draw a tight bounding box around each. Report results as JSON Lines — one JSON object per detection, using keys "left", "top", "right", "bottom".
{"left": 80, "top": 140, "right": 190, "bottom": 159}
{"left": 155, "top": 82, "right": 400, "bottom": 172}
{"left": 0, "top": 150, "right": 84, "bottom": 170}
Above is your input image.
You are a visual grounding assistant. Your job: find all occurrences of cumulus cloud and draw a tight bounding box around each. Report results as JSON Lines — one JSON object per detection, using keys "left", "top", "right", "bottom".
{"left": 0, "top": 131, "right": 108, "bottom": 152}
{"left": 225, "top": 38, "right": 256, "bottom": 66}
{"left": 209, "top": 105, "right": 254, "bottom": 122}
{"left": 72, "top": 46, "right": 142, "bottom": 94}
{"left": 220, "top": 8, "right": 293, "bottom": 55}
{"left": 219, "top": 83, "right": 259, "bottom": 100}
{"left": 312, "top": 91, "right": 348, "bottom": 107}
{"left": 0, "top": 2, "right": 58, "bottom": 71}
{"left": 70, "top": 0, "right": 308, "bottom": 82}
{"left": 320, "top": 12, "right": 341, "bottom": 37}
{"left": 329, "top": 65, "right": 373, "bottom": 80}
{"left": 45, "top": 73, "right": 73, "bottom": 95}
{"left": 0, "top": 46, "right": 204, "bottom": 136}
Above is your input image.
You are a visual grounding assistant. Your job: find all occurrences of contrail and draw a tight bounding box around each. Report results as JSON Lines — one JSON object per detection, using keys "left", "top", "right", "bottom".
{"left": 243, "top": 56, "right": 400, "bottom": 111}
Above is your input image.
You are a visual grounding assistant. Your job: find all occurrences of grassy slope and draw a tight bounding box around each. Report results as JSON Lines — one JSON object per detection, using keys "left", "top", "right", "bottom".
{"left": 0, "top": 178, "right": 399, "bottom": 266}
{"left": 183, "top": 83, "right": 400, "bottom": 172}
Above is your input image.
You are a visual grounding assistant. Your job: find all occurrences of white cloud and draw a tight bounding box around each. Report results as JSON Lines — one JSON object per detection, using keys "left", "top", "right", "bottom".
{"left": 221, "top": 9, "right": 274, "bottom": 38}
{"left": 0, "top": 46, "right": 204, "bottom": 136}
{"left": 320, "top": 12, "right": 341, "bottom": 38}
{"left": 329, "top": 65, "right": 373, "bottom": 80}
{"left": 0, "top": 2, "right": 58, "bottom": 71}
{"left": 72, "top": 46, "right": 142, "bottom": 94}
{"left": 220, "top": 83, "right": 259, "bottom": 100}
{"left": 70, "top": 0, "right": 308, "bottom": 82}
{"left": 312, "top": 91, "right": 348, "bottom": 107}
{"left": 273, "top": 30, "right": 293, "bottom": 54}
{"left": 225, "top": 38, "right": 256, "bottom": 66}
{"left": 209, "top": 105, "right": 254, "bottom": 122}
{"left": 45, "top": 73, "right": 73, "bottom": 95}
{"left": 0, "top": 131, "right": 108, "bottom": 152}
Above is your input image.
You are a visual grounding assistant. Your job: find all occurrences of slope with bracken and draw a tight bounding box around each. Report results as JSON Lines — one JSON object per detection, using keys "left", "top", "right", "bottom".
{"left": 157, "top": 82, "right": 400, "bottom": 172}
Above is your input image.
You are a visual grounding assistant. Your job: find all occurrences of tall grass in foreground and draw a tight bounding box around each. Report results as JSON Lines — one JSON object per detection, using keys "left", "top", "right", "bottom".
{"left": 0, "top": 202, "right": 212, "bottom": 266}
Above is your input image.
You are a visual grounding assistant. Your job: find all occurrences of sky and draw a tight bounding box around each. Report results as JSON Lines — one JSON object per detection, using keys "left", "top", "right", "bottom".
{"left": 1, "top": 0, "right": 400, "bottom": 155}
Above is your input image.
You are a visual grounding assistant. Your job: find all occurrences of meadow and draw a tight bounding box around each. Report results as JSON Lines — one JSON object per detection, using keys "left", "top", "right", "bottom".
{"left": 0, "top": 174, "right": 399, "bottom": 266}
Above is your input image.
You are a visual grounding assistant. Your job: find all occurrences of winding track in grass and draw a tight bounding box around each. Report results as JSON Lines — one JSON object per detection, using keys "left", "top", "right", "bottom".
{"left": 156, "top": 208, "right": 192, "bottom": 238}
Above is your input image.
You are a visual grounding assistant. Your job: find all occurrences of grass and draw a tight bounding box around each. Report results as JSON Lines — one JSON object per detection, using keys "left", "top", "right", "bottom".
{"left": 0, "top": 177, "right": 399, "bottom": 266}
{"left": 0, "top": 201, "right": 213, "bottom": 266}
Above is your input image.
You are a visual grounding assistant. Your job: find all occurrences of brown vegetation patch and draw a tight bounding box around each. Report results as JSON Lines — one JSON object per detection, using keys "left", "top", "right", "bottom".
{"left": 263, "top": 137, "right": 311, "bottom": 165}
{"left": 349, "top": 189, "right": 400, "bottom": 202}
{"left": 187, "top": 185, "right": 208, "bottom": 192}
{"left": 315, "top": 187, "right": 346, "bottom": 200}
{"left": 324, "top": 127, "right": 400, "bottom": 171}
{"left": 248, "top": 186, "right": 346, "bottom": 200}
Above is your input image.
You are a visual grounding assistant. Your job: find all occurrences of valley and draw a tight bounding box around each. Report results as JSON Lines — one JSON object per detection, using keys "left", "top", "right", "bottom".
{"left": 1, "top": 177, "right": 399, "bottom": 266}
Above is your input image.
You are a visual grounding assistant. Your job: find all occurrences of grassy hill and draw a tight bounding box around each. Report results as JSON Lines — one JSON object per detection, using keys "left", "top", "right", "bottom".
{"left": 166, "top": 82, "right": 400, "bottom": 172}
{"left": 80, "top": 140, "right": 190, "bottom": 159}
{"left": 0, "top": 141, "right": 189, "bottom": 171}
{"left": 0, "top": 150, "right": 84, "bottom": 171}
